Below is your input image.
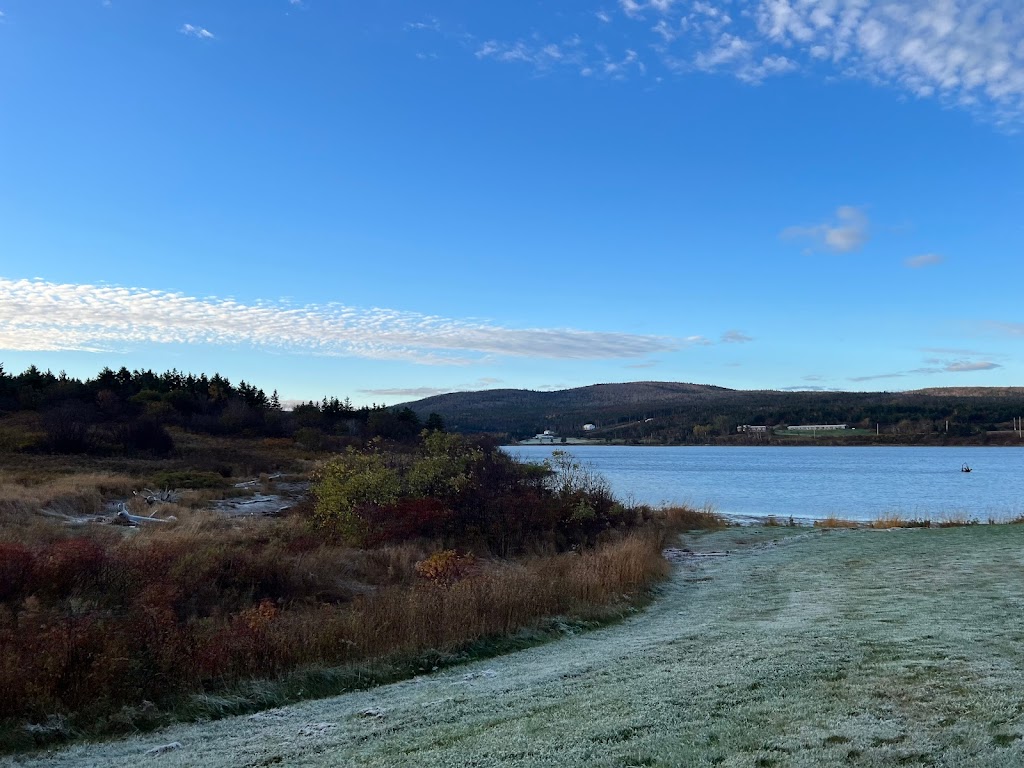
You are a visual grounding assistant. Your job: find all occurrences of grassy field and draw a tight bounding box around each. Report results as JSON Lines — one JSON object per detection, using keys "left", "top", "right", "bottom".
{"left": 13, "top": 524, "right": 1024, "bottom": 767}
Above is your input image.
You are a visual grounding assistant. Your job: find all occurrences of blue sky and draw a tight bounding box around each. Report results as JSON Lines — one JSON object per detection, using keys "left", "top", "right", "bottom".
{"left": 1, "top": 1, "right": 1022, "bottom": 405}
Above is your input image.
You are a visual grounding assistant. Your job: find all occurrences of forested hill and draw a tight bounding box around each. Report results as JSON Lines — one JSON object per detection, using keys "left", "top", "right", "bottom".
{"left": 401, "top": 382, "right": 1024, "bottom": 443}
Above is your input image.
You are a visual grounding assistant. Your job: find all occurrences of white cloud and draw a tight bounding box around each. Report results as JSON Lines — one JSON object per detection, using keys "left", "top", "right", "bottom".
{"left": 695, "top": 33, "right": 752, "bottom": 70}
{"left": 180, "top": 23, "right": 215, "bottom": 40}
{"left": 619, "top": 0, "right": 677, "bottom": 18}
{"left": 405, "top": 18, "right": 441, "bottom": 32}
{"left": 945, "top": 360, "right": 1001, "bottom": 372}
{"left": 746, "top": 0, "right": 1024, "bottom": 124}
{"left": 619, "top": 0, "right": 644, "bottom": 19}
{"left": 475, "top": 34, "right": 642, "bottom": 79}
{"left": 782, "top": 206, "right": 870, "bottom": 253}
{"left": 0, "top": 278, "right": 681, "bottom": 365}
{"left": 466, "top": 1, "right": 1024, "bottom": 123}
{"left": 905, "top": 253, "right": 945, "bottom": 268}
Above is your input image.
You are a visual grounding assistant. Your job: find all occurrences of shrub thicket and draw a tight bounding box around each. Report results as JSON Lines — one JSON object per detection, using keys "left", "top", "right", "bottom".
{"left": 313, "top": 436, "right": 629, "bottom": 554}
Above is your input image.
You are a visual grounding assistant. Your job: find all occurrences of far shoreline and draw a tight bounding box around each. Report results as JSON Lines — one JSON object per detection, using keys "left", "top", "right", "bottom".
{"left": 507, "top": 440, "right": 1023, "bottom": 448}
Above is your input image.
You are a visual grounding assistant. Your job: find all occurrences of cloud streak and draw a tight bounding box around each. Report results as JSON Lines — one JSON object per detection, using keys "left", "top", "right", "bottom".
{"left": 0, "top": 278, "right": 680, "bottom": 365}
{"left": 905, "top": 253, "right": 945, "bottom": 268}
{"left": 358, "top": 387, "right": 455, "bottom": 398}
{"left": 851, "top": 357, "right": 1002, "bottom": 381}
{"left": 782, "top": 206, "right": 869, "bottom": 253}
{"left": 721, "top": 330, "right": 753, "bottom": 344}
{"left": 180, "top": 23, "right": 214, "bottom": 40}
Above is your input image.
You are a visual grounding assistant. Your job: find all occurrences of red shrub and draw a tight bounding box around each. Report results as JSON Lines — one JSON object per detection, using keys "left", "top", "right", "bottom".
{"left": 0, "top": 541, "right": 34, "bottom": 602}
{"left": 365, "top": 498, "right": 452, "bottom": 544}
{"left": 33, "top": 538, "right": 106, "bottom": 598}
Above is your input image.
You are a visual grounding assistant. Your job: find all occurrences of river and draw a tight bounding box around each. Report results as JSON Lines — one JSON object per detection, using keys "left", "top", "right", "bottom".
{"left": 504, "top": 445, "right": 1024, "bottom": 523}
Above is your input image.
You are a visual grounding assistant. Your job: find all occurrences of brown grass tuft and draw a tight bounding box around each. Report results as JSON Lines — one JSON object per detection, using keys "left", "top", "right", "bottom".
{"left": 814, "top": 516, "right": 860, "bottom": 529}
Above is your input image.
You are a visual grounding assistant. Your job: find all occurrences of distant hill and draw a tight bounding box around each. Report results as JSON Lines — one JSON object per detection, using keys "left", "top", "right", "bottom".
{"left": 401, "top": 382, "right": 1024, "bottom": 443}
{"left": 908, "top": 387, "right": 1024, "bottom": 397}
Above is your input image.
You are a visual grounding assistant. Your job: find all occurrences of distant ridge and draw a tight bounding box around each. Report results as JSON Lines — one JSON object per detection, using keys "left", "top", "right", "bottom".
{"left": 908, "top": 387, "right": 1024, "bottom": 397}
{"left": 400, "top": 381, "right": 1024, "bottom": 442}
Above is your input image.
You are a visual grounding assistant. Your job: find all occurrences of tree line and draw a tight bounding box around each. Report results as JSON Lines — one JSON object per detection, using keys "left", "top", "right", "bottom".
{"left": 0, "top": 363, "right": 443, "bottom": 455}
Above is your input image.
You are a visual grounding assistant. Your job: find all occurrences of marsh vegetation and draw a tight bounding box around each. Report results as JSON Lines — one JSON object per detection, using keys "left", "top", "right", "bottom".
{"left": 0, "top": 372, "right": 722, "bottom": 753}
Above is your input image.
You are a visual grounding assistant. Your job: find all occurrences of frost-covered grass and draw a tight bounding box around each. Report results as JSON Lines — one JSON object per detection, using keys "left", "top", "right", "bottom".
{"left": 12, "top": 525, "right": 1024, "bottom": 767}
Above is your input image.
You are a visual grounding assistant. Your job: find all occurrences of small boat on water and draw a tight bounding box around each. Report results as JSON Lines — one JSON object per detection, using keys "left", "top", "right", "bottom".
{"left": 962, "top": 463, "right": 972, "bottom": 473}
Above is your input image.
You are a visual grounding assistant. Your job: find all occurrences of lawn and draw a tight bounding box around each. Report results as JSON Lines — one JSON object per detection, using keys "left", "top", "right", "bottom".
{"left": 12, "top": 524, "right": 1024, "bottom": 767}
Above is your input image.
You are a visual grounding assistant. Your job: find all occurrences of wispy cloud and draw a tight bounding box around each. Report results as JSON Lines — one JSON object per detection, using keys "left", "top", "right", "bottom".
{"left": 721, "top": 330, "right": 753, "bottom": 344}
{"left": 358, "top": 377, "right": 504, "bottom": 399}
{"left": 944, "top": 360, "right": 1001, "bottom": 372}
{"left": 475, "top": 35, "right": 627, "bottom": 77}
{"left": 0, "top": 278, "right": 680, "bottom": 365}
{"left": 905, "top": 253, "right": 945, "bottom": 268}
{"left": 624, "top": 360, "right": 660, "bottom": 369}
{"left": 990, "top": 322, "right": 1024, "bottom": 337}
{"left": 849, "top": 372, "right": 907, "bottom": 382}
{"left": 405, "top": 17, "right": 440, "bottom": 32}
{"left": 683, "top": 335, "right": 714, "bottom": 346}
{"left": 179, "top": 23, "right": 215, "bottom": 40}
{"left": 922, "top": 347, "right": 991, "bottom": 356}
{"left": 358, "top": 387, "right": 455, "bottom": 398}
{"left": 852, "top": 356, "right": 1001, "bottom": 381}
{"left": 782, "top": 206, "right": 869, "bottom": 254}
{"left": 461, "top": 1, "right": 1024, "bottom": 124}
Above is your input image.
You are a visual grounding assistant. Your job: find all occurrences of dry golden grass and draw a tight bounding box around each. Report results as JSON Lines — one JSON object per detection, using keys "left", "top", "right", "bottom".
{"left": 814, "top": 516, "right": 860, "bottom": 529}
{"left": 868, "top": 514, "right": 930, "bottom": 529}
{"left": 651, "top": 504, "right": 726, "bottom": 533}
{"left": 932, "top": 512, "right": 980, "bottom": 528}
{"left": 0, "top": 471, "right": 138, "bottom": 537}
{"left": 316, "top": 531, "right": 670, "bottom": 661}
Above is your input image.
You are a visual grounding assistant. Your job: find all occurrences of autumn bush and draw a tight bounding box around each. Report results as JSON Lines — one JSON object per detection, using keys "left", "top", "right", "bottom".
{"left": 312, "top": 436, "right": 632, "bottom": 554}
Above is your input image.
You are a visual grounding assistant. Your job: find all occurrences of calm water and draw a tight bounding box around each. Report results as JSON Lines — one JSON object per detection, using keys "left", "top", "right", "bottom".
{"left": 504, "top": 445, "right": 1024, "bottom": 523}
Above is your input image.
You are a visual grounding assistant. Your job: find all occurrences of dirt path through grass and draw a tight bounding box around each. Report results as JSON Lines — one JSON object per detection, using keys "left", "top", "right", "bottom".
{"left": 12, "top": 525, "right": 1024, "bottom": 767}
